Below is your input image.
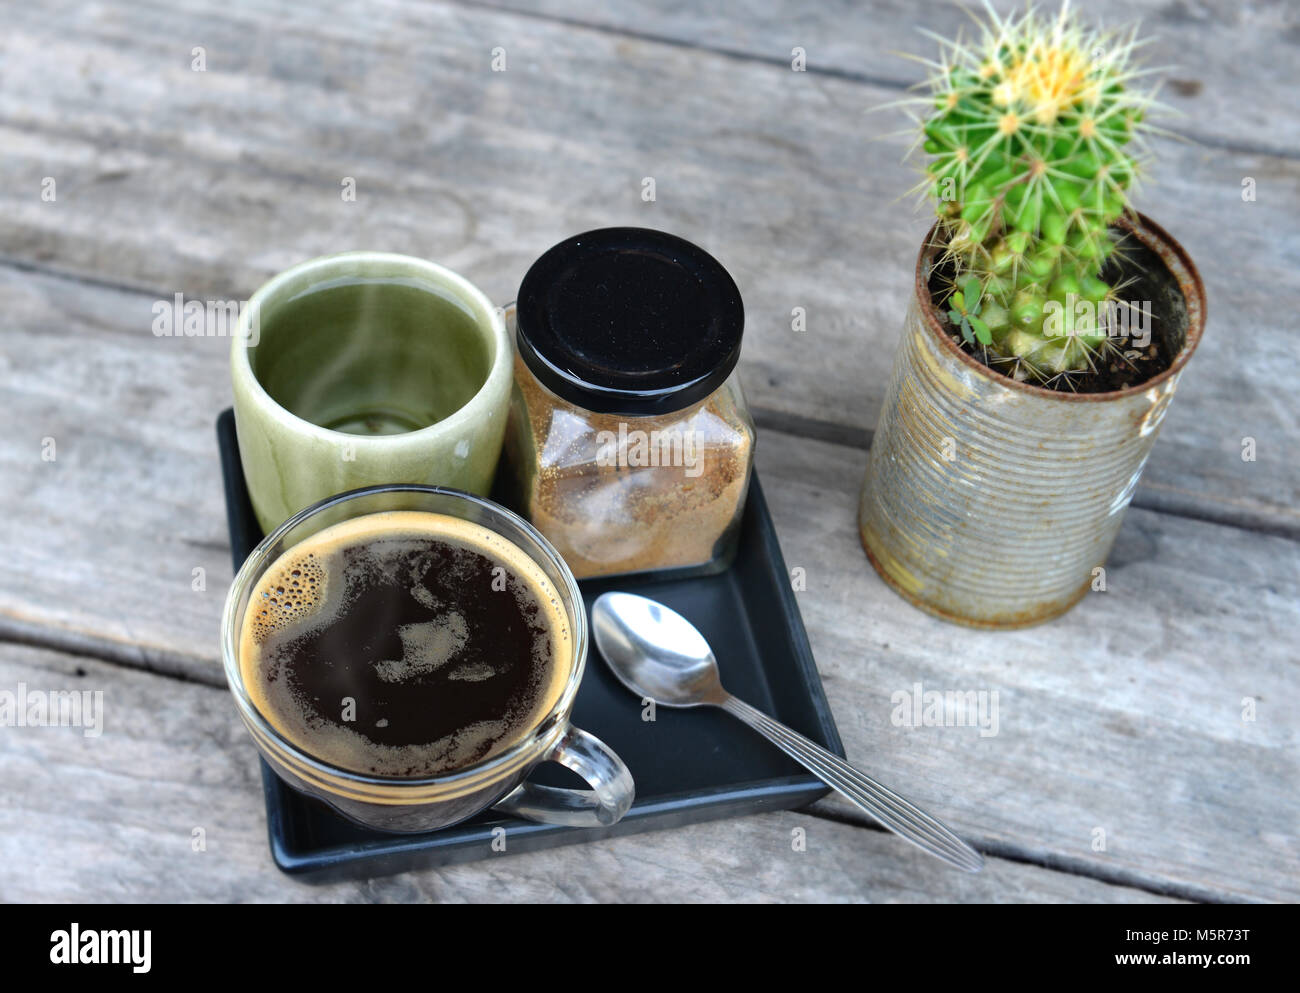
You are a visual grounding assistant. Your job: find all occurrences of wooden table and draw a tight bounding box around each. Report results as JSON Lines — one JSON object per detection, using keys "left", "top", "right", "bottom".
{"left": 1, "top": 0, "right": 1295, "bottom": 903}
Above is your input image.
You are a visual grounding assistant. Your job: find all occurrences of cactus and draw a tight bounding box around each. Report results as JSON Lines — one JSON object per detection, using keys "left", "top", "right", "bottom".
{"left": 909, "top": 3, "right": 1158, "bottom": 381}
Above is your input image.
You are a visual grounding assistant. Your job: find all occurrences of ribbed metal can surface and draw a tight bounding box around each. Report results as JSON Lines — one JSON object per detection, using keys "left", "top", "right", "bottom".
{"left": 858, "top": 215, "right": 1206, "bottom": 628}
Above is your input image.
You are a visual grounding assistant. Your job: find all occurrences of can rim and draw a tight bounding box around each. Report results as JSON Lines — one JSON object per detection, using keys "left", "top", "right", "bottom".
{"left": 913, "top": 212, "right": 1207, "bottom": 402}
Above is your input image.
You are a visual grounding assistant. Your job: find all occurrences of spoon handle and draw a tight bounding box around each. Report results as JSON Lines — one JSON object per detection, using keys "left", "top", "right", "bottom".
{"left": 719, "top": 695, "right": 983, "bottom": 872}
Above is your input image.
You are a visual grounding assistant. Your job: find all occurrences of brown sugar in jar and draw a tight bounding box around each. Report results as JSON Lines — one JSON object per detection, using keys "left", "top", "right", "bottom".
{"left": 500, "top": 228, "right": 755, "bottom": 580}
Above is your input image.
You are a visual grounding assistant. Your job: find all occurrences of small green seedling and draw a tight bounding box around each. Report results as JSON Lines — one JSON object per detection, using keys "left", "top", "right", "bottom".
{"left": 947, "top": 275, "right": 993, "bottom": 346}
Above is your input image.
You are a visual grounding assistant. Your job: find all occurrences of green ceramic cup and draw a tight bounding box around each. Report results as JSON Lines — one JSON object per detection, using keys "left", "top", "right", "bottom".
{"left": 230, "top": 252, "right": 513, "bottom": 534}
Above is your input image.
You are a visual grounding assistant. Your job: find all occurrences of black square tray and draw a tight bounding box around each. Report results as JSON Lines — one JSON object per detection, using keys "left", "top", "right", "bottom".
{"left": 217, "top": 409, "right": 843, "bottom": 879}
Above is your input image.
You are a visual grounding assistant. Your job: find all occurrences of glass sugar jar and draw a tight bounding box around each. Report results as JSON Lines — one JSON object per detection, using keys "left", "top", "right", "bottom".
{"left": 500, "top": 227, "right": 755, "bottom": 580}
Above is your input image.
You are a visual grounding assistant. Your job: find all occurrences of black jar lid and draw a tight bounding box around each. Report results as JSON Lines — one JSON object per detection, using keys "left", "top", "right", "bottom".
{"left": 515, "top": 227, "right": 744, "bottom": 416}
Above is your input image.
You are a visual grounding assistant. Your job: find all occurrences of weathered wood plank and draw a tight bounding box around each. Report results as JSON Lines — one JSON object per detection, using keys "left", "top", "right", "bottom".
{"left": 0, "top": 268, "right": 234, "bottom": 681}
{"left": 0, "top": 0, "right": 1297, "bottom": 531}
{"left": 487, "top": 0, "right": 1300, "bottom": 154}
{"left": 758, "top": 432, "right": 1299, "bottom": 903}
{"left": 1, "top": 258, "right": 1295, "bottom": 898}
{"left": 0, "top": 643, "right": 1178, "bottom": 902}
{"left": 0, "top": 0, "right": 1294, "bottom": 902}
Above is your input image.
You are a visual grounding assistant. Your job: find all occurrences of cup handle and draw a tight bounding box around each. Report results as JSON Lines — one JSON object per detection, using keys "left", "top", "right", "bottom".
{"left": 493, "top": 724, "right": 635, "bottom": 828}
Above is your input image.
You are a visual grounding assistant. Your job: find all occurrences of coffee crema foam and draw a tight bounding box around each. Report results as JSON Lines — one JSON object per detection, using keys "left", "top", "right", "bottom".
{"left": 239, "top": 511, "right": 571, "bottom": 778}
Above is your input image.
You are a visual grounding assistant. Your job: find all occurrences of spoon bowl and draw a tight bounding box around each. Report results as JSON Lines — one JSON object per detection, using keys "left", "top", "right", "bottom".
{"left": 592, "top": 592, "right": 725, "bottom": 707}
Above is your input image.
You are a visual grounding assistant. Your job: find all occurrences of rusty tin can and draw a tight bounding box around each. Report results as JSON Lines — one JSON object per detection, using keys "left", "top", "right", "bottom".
{"left": 858, "top": 214, "right": 1206, "bottom": 628}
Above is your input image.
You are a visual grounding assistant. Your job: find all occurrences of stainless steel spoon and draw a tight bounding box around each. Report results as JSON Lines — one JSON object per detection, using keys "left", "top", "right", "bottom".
{"left": 592, "top": 591, "right": 983, "bottom": 873}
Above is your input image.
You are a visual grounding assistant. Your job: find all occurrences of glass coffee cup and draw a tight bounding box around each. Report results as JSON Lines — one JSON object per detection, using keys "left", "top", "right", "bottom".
{"left": 220, "top": 484, "right": 635, "bottom": 834}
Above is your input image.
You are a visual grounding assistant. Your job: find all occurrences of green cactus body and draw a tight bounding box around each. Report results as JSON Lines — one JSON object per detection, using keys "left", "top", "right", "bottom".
{"left": 916, "top": 5, "right": 1154, "bottom": 380}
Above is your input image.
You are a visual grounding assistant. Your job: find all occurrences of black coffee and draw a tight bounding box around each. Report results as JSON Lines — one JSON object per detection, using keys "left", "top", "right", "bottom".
{"left": 239, "top": 511, "right": 570, "bottom": 777}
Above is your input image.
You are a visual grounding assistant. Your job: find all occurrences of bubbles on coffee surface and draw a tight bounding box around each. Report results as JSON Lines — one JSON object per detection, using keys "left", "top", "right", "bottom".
{"left": 248, "top": 553, "right": 326, "bottom": 643}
